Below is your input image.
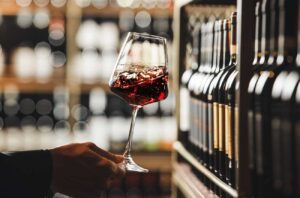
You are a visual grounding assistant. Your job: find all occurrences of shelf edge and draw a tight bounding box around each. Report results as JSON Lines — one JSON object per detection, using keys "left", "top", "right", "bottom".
{"left": 172, "top": 170, "right": 206, "bottom": 198}
{"left": 173, "top": 141, "right": 238, "bottom": 197}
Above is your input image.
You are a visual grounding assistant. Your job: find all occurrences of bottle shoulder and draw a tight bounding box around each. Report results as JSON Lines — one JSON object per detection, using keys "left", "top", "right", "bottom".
{"left": 181, "top": 69, "right": 193, "bottom": 85}
{"left": 225, "top": 70, "right": 238, "bottom": 93}
{"left": 281, "top": 71, "right": 300, "bottom": 102}
{"left": 217, "top": 66, "right": 236, "bottom": 90}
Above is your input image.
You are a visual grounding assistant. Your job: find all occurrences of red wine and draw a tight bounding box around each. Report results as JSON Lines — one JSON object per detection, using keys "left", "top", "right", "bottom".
{"left": 110, "top": 66, "right": 168, "bottom": 107}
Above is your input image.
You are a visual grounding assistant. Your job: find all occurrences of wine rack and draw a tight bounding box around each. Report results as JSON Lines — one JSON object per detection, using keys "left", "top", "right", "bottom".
{"left": 0, "top": 0, "right": 176, "bottom": 180}
{"left": 172, "top": 0, "right": 255, "bottom": 197}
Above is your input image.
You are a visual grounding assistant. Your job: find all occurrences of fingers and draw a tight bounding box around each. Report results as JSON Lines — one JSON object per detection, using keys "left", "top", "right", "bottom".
{"left": 86, "top": 142, "right": 124, "bottom": 163}
{"left": 101, "top": 157, "right": 125, "bottom": 177}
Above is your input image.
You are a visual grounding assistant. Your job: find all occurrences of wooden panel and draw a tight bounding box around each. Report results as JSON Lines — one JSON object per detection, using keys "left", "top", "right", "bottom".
{"left": 236, "top": 0, "right": 255, "bottom": 197}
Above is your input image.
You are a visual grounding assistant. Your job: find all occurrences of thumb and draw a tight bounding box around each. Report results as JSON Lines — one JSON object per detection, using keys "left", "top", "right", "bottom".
{"left": 88, "top": 143, "right": 124, "bottom": 163}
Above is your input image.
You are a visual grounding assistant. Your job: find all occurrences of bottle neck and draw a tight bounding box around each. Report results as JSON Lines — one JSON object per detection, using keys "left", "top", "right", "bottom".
{"left": 223, "top": 22, "right": 231, "bottom": 68}
{"left": 277, "top": 0, "right": 298, "bottom": 66}
{"left": 259, "top": 0, "right": 271, "bottom": 65}
{"left": 205, "top": 23, "right": 214, "bottom": 73}
{"left": 229, "top": 23, "right": 237, "bottom": 66}
{"left": 211, "top": 23, "right": 219, "bottom": 73}
{"left": 296, "top": 0, "right": 300, "bottom": 66}
{"left": 191, "top": 24, "right": 201, "bottom": 71}
{"left": 217, "top": 23, "right": 224, "bottom": 72}
{"left": 268, "top": 0, "right": 279, "bottom": 65}
{"left": 199, "top": 24, "right": 206, "bottom": 73}
{"left": 253, "top": 1, "right": 262, "bottom": 66}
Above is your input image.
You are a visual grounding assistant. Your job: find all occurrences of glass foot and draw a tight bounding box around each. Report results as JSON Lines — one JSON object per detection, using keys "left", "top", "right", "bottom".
{"left": 123, "top": 155, "right": 149, "bottom": 173}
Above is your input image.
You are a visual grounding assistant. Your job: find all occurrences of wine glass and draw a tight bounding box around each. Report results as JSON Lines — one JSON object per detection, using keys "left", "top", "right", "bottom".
{"left": 109, "top": 32, "right": 169, "bottom": 172}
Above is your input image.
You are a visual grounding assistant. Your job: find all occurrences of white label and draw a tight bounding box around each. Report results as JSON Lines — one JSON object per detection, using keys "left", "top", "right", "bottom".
{"left": 180, "top": 87, "right": 190, "bottom": 131}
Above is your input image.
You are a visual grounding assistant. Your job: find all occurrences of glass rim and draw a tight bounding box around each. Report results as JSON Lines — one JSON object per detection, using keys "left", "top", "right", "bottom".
{"left": 128, "top": 32, "right": 167, "bottom": 41}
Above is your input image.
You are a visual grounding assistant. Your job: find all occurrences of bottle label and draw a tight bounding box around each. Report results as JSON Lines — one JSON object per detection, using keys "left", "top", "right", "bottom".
{"left": 180, "top": 87, "right": 190, "bottom": 131}
{"left": 202, "top": 101, "right": 207, "bottom": 152}
{"left": 188, "top": 97, "right": 194, "bottom": 145}
{"left": 271, "top": 117, "right": 282, "bottom": 189}
{"left": 218, "top": 103, "right": 225, "bottom": 151}
{"left": 248, "top": 110, "right": 254, "bottom": 169}
{"left": 197, "top": 99, "right": 202, "bottom": 149}
{"left": 208, "top": 103, "right": 213, "bottom": 155}
{"left": 225, "top": 105, "right": 233, "bottom": 159}
{"left": 235, "top": 107, "right": 239, "bottom": 168}
{"left": 295, "top": 121, "right": 300, "bottom": 194}
{"left": 255, "top": 112, "right": 263, "bottom": 174}
{"left": 213, "top": 102, "right": 219, "bottom": 149}
{"left": 281, "top": 119, "right": 293, "bottom": 193}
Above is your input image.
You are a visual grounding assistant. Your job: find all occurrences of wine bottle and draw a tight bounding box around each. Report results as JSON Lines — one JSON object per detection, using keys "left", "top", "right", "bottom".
{"left": 180, "top": 18, "right": 201, "bottom": 150}
{"left": 210, "top": 14, "right": 236, "bottom": 186}
{"left": 188, "top": 19, "right": 206, "bottom": 158}
{"left": 201, "top": 19, "right": 223, "bottom": 172}
{"left": 247, "top": 1, "right": 262, "bottom": 195}
{"left": 251, "top": 0, "right": 274, "bottom": 196}
{"left": 295, "top": 81, "right": 300, "bottom": 198}
{"left": 257, "top": 0, "right": 298, "bottom": 197}
{"left": 272, "top": 0, "right": 300, "bottom": 197}
{"left": 206, "top": 18, "right": 231, "bottom": 193}
{"left": 199, "top": 21, "right": 215, "bottom": 163}
{"left": 224, "top": 69, "right": 238, "bottom": 189}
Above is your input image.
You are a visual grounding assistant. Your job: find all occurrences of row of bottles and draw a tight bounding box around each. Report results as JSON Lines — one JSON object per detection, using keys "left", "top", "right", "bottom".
{"left": 0, "top": 11, "right": 66, "bottom": 80}
{"left": 248, "top": 0, "right": 300, "bottom": 197}
{"left": 179, "top": 11, "right": 238, "bottom": 196}
{"left": 0, "top": 2, "right": 173, "bottom": 83}
{"left": 0, "top": 86, "right": 176, "bottom": 152}
{"left": 179, "top": 0, "right": 300, "bottom": 197}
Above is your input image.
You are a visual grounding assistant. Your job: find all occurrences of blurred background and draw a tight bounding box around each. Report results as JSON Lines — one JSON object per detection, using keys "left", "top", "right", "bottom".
{"left": 0, "top": 1, "right": 174, "bottom": 197}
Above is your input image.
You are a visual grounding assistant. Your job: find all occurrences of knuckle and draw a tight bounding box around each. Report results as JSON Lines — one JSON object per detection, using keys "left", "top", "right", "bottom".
{"left": 85, "top": 142, "right": 95, "bottom": 148}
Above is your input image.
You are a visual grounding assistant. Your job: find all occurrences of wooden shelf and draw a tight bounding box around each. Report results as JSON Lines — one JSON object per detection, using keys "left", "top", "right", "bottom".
{"left": 0, "top": 77, "right": 65, "bottom": 92}
{"left": 0, "top": 2, "right": 172, "bottom": 17}
{"left": 172, "top": 163, "right": 216, "bottom": 198}
{"left": 173, "top": 141, "right": 238, "bottom": 197}
{"left": 82, "top": 7, "right": 173, "bottom": 17}
{"left": 0, "top": 77, "right": 113, "bottom": 93}
{"left": 0, "top": 2, "right": 65, "bottom": 16}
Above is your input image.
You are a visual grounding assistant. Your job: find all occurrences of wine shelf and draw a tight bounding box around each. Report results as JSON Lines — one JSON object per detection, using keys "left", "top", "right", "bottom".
{"left": 0, "top": 77, "right": 65, "bottom": 92}
{"left": 172, "top": 163, "right": 214, "bottom": 198}
{"left": 0, "top": 2, "right": 173, "bottom": 17}
{"left": 0, "top": 77, "right": 113, "bottom": 93}
{"left": 0, "top": 2, "right": 65, "bottom": 16}
{"left": 173, "top": 141, "right": 238, "bottom": 197}
{"left": 82, "top": 7, "right": 173, "bottom": 17}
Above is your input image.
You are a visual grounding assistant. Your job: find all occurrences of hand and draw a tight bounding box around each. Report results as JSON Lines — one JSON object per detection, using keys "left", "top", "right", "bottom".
{"left": 50, "top": 142, "right": 125, "bottom": 198}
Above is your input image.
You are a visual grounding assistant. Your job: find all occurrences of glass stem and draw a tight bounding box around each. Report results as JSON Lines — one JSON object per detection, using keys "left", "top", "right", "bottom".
{"left": 123, "top": 106, "right": 139, "bottom": 157}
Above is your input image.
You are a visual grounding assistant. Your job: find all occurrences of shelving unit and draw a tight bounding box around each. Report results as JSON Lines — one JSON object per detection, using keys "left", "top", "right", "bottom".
{"left": 173, "top": 142, "right": 238, "bottom": 197}
{"left": 0, "top": 1, "right": 176, "bottom": 176}
{"left": 172, "top": 0, "right": 255, "bottom": 197}
{"left": 172, "top": 163, "right": 209, "bottom": 198}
